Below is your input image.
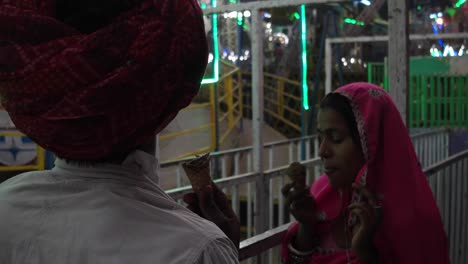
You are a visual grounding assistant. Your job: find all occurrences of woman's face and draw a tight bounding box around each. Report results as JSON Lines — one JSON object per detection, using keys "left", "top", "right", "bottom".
{"left": 317, "top": 108, "right": 365, "bottom": 189}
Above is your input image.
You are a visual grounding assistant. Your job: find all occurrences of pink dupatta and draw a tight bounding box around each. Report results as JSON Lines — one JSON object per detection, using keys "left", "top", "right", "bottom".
{"left": 282, "top": 83, "right": 450, "bottom": 263}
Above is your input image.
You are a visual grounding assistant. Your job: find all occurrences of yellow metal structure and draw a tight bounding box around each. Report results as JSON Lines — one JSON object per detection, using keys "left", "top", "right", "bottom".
{"left": 162, "top": 63, "right": 304, "bottom": 162}
{"left": 243, "top": 72, "right": 303, "bottom": 137}
{"left": 0, "top": 130, "right": 45, "bottom": 171}
{"left": 160, "top": 61, "right": 243, "bottom": 160}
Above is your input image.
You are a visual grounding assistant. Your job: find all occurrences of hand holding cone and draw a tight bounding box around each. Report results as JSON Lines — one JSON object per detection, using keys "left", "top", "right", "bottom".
{"left": 182, "top": 153, "right": 213, "bottom": 192}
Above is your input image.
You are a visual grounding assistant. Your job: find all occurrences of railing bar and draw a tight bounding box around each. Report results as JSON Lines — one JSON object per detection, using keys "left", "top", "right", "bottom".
{"left": 425, "top": 150, "right": 468, "bottom": 177}
{"left": 430, "top": 135, "right": 435, "bottom": 165}
{"left": 247, "top": 152, "right": 252, "bottom": 173}
{"left": 463, "top": 158, "right": 468, "bottom": 264}
{"left": 415, "top": 139, "right": 422, "bottom": 167}
{"left": 455, "top": 161, "right": 463, "bottom": 262}
{"left": 314, "top": 137, "right": 320, "bottom": 181}
{"left": 161, "top": 131, "right": 448, "bottom": 167}
{"left": 234, "top": 152, "right": 240, "bottom": 175}
{"left": 436, "top": 169, "right": 443, "bottom": 209}
{"left": 288, "top": 142, "right": 294, "bottom": 163}
{"left": 221, "top": 156, "right": 228, "bottom": 193}
{"left": 247, "top": 182, "right": 252, "bottom": 238}
{"left": 437, "top": 134, "right": 442, "bottom": 163}
{"left": 425, "top": 137, "right": 430, "bottom": 168}
{"left": 278, "top": 176, "right": 285, "bottom": 225}
{"left": 443, "top": 166, "right": 451, "bottom": 230}
{"left": 176, "top": 165, "right": 182, "bottom": 188}
{"left": 450, "top": 164, "right": 456, "bottom": 260}
{"left": 297, "top": 141, "right": 301, "bottom": 161}
{"left": 232, "top": 185, "right": 239, "bottom": 218}
{"left": 239, "top": 224, "right": 290, "bottom": 261}
{"left": 269, "top": 178, "right": 274, "bottom": 229}
{"left": 269, "top": 146, "right": 274, "bottom": 171}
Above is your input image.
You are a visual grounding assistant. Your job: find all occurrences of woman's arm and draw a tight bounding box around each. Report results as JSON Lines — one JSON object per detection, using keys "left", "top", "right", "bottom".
{"left": 292, "top": 224, "right": 320, "bottom": 251}
{"left": 354, "top": 243, "right": 378, "bottom": 264}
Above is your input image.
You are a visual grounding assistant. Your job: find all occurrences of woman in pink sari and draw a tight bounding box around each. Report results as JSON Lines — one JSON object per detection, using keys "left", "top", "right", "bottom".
{"left": 281, "top": 83, "right": 450, "bottom": 263}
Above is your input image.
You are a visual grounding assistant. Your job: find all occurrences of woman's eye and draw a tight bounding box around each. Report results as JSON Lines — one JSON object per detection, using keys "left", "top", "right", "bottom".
{"left": 331, "top": 135, "right": 343, "bottom": 143}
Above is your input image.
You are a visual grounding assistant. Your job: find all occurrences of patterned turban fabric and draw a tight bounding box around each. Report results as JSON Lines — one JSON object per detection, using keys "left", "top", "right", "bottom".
{"left": 0, "top": 0, "right": 208, "bottom": 160}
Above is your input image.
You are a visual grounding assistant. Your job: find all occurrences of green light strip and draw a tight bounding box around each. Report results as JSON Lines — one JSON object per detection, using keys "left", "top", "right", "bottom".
{"left": 344, "top": 18, "right": 365, "bottom": 26}
{"left": 300, "top": 5, "right": 309, "bottom": 110}
{"left": 455, "top": 0, "right": 466, "bottom": 8}
{"left": 201, "top": 0, "right": 219, "bottom": 85}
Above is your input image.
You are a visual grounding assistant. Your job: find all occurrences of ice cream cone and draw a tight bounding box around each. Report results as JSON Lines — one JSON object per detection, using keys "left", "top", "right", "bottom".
{"left": 182, "top": 153, "right": 213, "bottom": 192}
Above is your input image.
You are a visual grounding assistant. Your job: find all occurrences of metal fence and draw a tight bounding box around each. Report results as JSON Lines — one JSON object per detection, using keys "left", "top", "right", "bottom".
{"left": 163, "top": 128, "right": 450, "bottom": 261}
{"left": 368, "top": 63, "right": 468, "bottom": 129}
{"left": 242, "top": 72, "right": 304, "bottom": 138}
{"left": 409, "top": 74, "right": 468, "bottom": 129}
{"left": 237, "top": 148, "right": 468, "bottom": 263}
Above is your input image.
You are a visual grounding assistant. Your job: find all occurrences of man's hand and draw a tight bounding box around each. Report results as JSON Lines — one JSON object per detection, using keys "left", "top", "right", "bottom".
{"left": 183, "top": 184, "right": 240, "bottom": 249}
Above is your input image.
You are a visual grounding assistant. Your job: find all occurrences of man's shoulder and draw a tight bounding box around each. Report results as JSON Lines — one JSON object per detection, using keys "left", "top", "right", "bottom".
{"left": 0, "top": 170, "right": 49, "bottom": 189}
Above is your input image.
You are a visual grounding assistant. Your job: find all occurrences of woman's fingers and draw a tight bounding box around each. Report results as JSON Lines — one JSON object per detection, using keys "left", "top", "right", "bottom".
{"left": 353, "top": 184, "right": 378, "bottom": 207}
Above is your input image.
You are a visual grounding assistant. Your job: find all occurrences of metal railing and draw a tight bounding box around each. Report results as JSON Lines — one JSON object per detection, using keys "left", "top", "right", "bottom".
{"left": 164, "top": 128, "right": 451, "bottom": 262}
{"left": 162, "top": 128, "right": 449, "bottom": 189}
{"left": 164, "top": 128, "right": 452, "bottom": 263}
{"left": 409, "top": 74, "right": 468, "bottom": 129}
{"left": 367, "top": 61, "right": 468, "bottom": 129}
{"left": 237, "top": 148, "right": 468, "bottom": 263}
{"left": 242, "top": 72, "right": 304, "bottom": 138}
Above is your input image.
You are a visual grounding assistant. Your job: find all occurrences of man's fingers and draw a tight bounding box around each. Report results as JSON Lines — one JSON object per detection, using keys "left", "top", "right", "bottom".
{"left": 211, "top": 185, "right": 238, "bottom": 219}
{"left": 183, "top": 192, "right": 198, "bottom": 205}
{"left": 197, "top": 185, "right": 226, "bottom": 222}
{"left": 187, "top": 204, "right": 202, "bottom": 216}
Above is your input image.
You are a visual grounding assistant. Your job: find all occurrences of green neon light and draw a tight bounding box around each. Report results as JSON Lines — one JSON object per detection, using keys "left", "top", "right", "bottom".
{"left": 293, "top": 12, "right": 300, "bottom": 20}
{"left": 455, "top": 0, "right": 466, "bottom": 8}
{"left": 417, "top": 5, "right": 422, "bottom": 10}
{"left": 344, "top": 18, "right": 365, "bottom": 26}
{"left": 300, "top": 5, "right": 309, "bottom": 111}
{"left": 201, "top": 3, "right": 207, "bottom": 9}
{"left": 201, "top": 0, "right": 219, "bottom": 85}
{"left": 237, "top": 12, "right": 243, "bottom": 26}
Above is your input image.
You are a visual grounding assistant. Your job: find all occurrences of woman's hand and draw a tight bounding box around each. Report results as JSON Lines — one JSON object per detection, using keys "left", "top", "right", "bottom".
{"left": 183, "top": 184, "right": 240, "bottom": 249}
{"left": 348, "top": 185, "right": 381, "bottom": 263}
{"left": 282, "top": 184, "right": 317, "bottom": 226}
{"left": 281, "top": 183, "right": 319, "bottom": 251}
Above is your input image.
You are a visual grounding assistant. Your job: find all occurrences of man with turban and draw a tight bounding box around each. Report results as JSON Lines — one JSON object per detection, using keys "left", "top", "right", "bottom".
{"left": 0, "top": 0, "right": 239, "bottom": 263}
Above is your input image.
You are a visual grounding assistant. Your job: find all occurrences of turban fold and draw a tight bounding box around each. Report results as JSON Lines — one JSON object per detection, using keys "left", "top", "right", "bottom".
{"left": 0, "top": 0, "right": 208, "bottom": 160}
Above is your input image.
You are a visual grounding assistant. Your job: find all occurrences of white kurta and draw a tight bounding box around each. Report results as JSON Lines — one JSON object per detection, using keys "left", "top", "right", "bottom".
{"left": 0, "top": 151, "right": 238, "bottom": 264}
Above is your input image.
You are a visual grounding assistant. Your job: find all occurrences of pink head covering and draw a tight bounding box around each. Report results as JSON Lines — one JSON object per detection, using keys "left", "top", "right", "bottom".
{"left": 282, "top": 83, "right": 450, "bottom": 263}
{"left": 0, "top": 0, "right": 208, "bottom": 160}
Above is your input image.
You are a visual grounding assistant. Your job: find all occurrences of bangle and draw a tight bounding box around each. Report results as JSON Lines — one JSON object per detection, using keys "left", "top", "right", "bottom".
{"left": 287, "top": 243, "right": 313, "bottom": 264}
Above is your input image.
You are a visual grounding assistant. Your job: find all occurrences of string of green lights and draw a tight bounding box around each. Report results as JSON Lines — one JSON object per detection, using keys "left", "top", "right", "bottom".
{"left": 455, "top": 0, "right": 466, "bottom": 8}
{"left": 201, "top": 0, "right": 220, "bottom": 84}
{"left": 300, "top": 5, "right": 309, "bottom": 110}
{"left": 201, "top": 1, "right": 309, "bottom": 112}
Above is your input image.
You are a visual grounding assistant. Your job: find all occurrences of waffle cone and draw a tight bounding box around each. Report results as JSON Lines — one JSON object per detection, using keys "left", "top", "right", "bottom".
{"left": 182, "top": 153, "right": 212, "bottom": 192}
